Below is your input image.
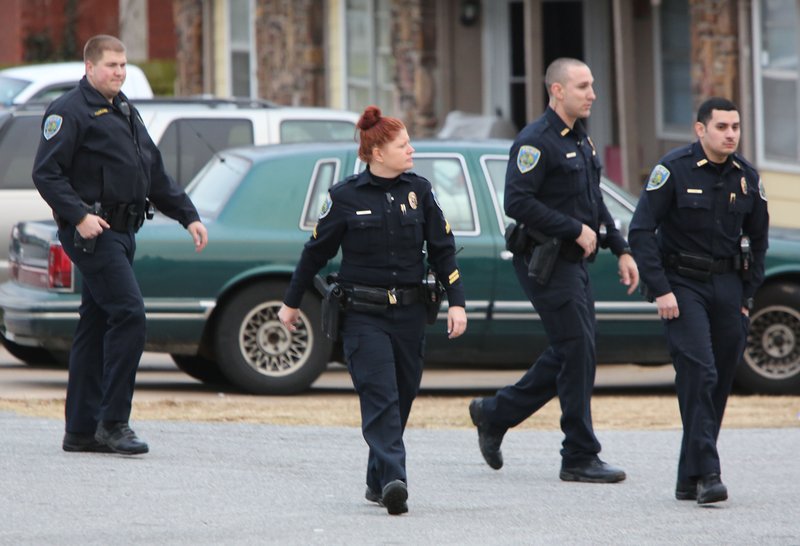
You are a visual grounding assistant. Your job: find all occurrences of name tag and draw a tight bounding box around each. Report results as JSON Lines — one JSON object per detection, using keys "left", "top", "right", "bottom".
{"left": 356, "top": 210, "right": 372, "bottom": 215}
{"left": 686, "top": 188, "right": 703, "bottom": 194}
{"left": 565, "top": 152, "right": 577, "bottom": 158}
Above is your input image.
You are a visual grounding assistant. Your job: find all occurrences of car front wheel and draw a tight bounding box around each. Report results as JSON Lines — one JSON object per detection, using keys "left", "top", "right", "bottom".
{"left": 214, "top": 281, "right": 332, "bottom": 395}
{"left": 738, "top": 283, "right": 800, "bottom": 394}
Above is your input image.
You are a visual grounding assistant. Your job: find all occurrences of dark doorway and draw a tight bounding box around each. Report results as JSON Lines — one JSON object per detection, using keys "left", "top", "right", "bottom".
{"left": 542, "top": 1, "right": 585, "bottom": 109}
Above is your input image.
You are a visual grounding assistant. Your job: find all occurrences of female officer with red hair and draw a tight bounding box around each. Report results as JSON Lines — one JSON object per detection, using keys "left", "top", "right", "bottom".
{"left": 279, "top": 105, "right": 467, "bottom": 515}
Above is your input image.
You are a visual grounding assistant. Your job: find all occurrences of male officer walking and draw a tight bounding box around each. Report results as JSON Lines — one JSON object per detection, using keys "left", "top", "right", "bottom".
{"left": 469, "top": 58, "right": 638, "bottom": 482}
{"left": 629, "top": 97, "right": 768, "bottom": 503}
{"left": 33, "top": 35, "right": 208, "bottom": 455}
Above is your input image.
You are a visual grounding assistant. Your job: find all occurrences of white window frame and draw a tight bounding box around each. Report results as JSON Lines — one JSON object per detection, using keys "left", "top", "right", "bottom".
{"left": 653, "top": 0, "right": 693, "bottom": 141}
{"left": 752, "top": 0, "right": 800, "bottom": 173}
{"left": 227, "top": 0, "right": 257, "bottom": 98}
{"left": 340, "top": 0, "right": 395, "bottom": 113}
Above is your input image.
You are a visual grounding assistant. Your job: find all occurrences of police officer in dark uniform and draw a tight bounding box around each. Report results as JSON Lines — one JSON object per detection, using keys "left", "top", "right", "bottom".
{"left": 278, "top": 105, "right": 466, "bottom": 515}
{"left": 629, "top": 97, "right": 768, "bottom": 504}
{"left": 469, "top": 58, "right": 639, "bottom": 483}
{"left": 32, "top": 35, "right": 208, "bottom": 455}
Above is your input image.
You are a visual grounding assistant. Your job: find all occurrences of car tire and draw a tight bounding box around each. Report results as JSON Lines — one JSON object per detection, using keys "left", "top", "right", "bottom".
{"left": 171, "top": 354, "right": 229, "bottom": 386}
{"left": 738, "top": 283, "right": 800, "bottom": 394}
{"left": 1, "top": 333, "right": 62, "bottom": 367}
{"left": 214, "top": 281, "right": 332, "bottom": 395}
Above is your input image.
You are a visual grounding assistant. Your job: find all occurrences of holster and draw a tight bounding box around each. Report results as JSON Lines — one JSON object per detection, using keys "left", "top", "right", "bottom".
{"left": 313, "top": 274, "right": 344, "bottom": 341}
{"left": 528, "top": 237, "right": 561, "bottom": 285}
{"left": 422, "top": 269, "right": 445, "bottom": 324}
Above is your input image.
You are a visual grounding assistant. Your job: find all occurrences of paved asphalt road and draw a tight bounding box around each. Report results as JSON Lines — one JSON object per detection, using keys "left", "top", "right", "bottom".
{"left": 1, "top": 413, "right": 798, "bottom": 545}
{"left": 2, "top": 348, "right": 797, "bottom": 544}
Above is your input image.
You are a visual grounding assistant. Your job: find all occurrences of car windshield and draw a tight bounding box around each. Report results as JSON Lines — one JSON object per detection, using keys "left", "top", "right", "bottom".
{"left": 186, "top": 154, "right": 251, "bottom": 219}
{"left": 0, "top": 76, "right": 30, "bottom": 106}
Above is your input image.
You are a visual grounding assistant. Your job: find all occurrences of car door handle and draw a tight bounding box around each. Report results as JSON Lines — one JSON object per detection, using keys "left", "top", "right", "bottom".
{"left": 500, "top": 250, "right": 513, "bottom": 261}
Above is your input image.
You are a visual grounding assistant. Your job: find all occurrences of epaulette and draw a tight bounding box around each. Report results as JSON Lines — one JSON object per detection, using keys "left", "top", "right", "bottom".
{"left": 661, "top": 143, "right": 694, "bottom": 163}
{"left": 330, "top": 173, "right": 360, "bottom": 193}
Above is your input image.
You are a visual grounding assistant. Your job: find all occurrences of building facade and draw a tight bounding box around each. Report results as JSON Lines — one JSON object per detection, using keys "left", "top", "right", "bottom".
{"left": 2, "top": 1, "right": 798, "bottom": 226}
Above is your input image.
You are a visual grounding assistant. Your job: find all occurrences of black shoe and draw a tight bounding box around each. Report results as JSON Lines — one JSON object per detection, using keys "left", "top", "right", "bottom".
{"left": 365, "top": 486, "right": 382, "bottom": 505}
{"left": 697, "top": 473, "right": 727, "bottom": 504}
{"left": 675, "top": 479, "right": 698, "bottom": 501}
{"left": 559, "top": 459, "right": 626, "bottom": 483}
{"left": 469, "top": 398, "right": 504, "bottom": 470}
{"left": 381, "top": 480, "right": 408, "bottom": 515}
{"left": 95, "top": 422, "right": 149, "bottom": 455}
{"left": 62, "top": 432, "right": 112, "bottom": 453}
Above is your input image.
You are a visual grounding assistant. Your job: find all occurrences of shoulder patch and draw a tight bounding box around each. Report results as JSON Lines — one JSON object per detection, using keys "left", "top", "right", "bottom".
{"left": 318, "top": 192, "right": 333, "bottom": 219}
{"left": 758, "top": 177, "right": 767, "bottom": 201}
{"left": 645, "top": 164, "right": 671, "bottom": 191}
{"left": 43, "top": 115, "right": 63, "bottom": 140}
{"left": 516, "top": 145, "right": 541, "bottom": 174}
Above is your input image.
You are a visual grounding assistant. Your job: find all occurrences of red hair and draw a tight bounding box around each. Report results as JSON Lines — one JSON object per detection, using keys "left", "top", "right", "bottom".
{"left": 357, "top": 105, "right": 405, "bottom": 162}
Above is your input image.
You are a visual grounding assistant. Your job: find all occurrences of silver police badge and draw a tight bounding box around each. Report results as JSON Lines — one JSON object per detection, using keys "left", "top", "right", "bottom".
{"left": 645, "top": 164, "right": 670, "bottom": 191}
{"left": 43, "top": 114, "right": 63, "bottom": 140}
{"left": 516, "top": 145, "right": 541, "bottom": 174}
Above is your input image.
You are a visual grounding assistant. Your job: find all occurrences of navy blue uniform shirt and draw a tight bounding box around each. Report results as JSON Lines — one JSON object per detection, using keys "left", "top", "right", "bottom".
{"left": 504, "top": 107, "right": 629, "bottom": 256}
{"left": 33, "top": 77, "right": 199, "bottom": 228}
{"left": 284, "top": 168, "right": 465, "bottom": 309}
{"left": 629, "top": 141, "right": 769, "bottom": 301}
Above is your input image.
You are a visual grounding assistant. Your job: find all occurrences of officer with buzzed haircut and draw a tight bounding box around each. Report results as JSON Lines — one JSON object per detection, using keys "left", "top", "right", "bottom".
{"left": 33, "top": 35, "right": 208, "bottom": 455}
{"left": 469, "top": 58, "right": 639, "bottom": 483}
{"left": 629, "top": 97, "right": 769, "bottom": 504}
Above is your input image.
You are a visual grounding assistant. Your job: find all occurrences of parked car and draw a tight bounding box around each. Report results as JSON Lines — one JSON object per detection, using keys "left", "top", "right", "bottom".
{"left": 1, "top": 141, "right": 799, "bottom": 395}
{"left": 0, "top": 61, "right": 153, "bottom": 107}
{"left": 0, "top": 98, "right": 359, "bottom": 283}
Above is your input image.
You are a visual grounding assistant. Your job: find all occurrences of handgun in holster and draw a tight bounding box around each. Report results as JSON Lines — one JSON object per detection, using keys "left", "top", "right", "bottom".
{"left": 313, "top": 273, "right": 344, "bottom": 341}
{"left": 73, "top": 201, "right": 102, "bottom": 254}
{"left": 422, "top": 268, "right": 445, "bottom": 324}
{"left": 527, "top": 236, "right": 561, "bottom": 285}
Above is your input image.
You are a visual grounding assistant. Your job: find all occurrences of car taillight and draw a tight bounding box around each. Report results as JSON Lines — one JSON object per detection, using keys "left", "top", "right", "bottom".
{"left": 48, "top": 243, "right": 73, "bottom": 290}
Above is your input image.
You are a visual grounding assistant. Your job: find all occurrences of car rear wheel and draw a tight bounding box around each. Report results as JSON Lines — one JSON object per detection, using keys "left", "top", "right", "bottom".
{"left": 738, "top": 283, "right": 800, "bottom": 394}
{"left": 171, "top": 354, "right": 229, "bottom": 385}
{"left": 214, "top": 281, "right": 332, "bottom": 395}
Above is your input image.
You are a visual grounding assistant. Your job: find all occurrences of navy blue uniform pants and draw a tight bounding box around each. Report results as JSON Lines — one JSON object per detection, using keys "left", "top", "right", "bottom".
{"left": 665, "top": 271, "right": 747, "bottom": 482}
{"left": 482, "top": 255, "right": 601, "bottom": 464}
{"left": 59, "top": 226, "right": 146, "bottom": 435}
{"left": 340, "top": 303, "right": 426, "bottom": 493}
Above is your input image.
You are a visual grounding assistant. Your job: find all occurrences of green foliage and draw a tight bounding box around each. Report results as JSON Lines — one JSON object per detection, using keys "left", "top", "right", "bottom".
{"left": 138, "top": 60, "right": 177, "bottom": 96}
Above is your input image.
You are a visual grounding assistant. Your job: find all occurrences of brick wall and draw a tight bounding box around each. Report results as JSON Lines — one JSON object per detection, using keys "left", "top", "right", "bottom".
{"left": 391, "top": 0, "right": 437, "bottom": 136}
{"left": 148, "top": 0, "right": 177, "bottom": 60}
{"left": 691, "top": 0, "right": 739, "bottom": 106}
{"left": 173, "top": 0, "right": 204, "bottom": 96}
{"left": 254, "top": 0, "right": 325, "bottom": 106}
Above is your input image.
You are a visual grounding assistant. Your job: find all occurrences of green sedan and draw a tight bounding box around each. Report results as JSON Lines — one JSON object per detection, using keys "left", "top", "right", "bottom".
{"left": 2, "top": 141, "right": 799, "bottom": 395}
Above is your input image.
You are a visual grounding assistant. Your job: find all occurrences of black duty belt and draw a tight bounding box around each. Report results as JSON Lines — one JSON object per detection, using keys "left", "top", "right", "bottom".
{"left": 342, "top": 284, "right": 424, "bottom": 311}
{"left": 665, "top": 252, "right": 738, "bottom": 281}
{"left": 100, "top": 203, "right": 147, "bottom": 233}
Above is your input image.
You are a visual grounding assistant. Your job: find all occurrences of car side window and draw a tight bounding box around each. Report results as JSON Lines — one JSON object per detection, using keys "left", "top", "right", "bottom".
{"left": 301, "top": 159, "right": 341, "bottom": 229}
{"left": 482, "top": 155, "right": 513, "bottom": 233}
{"left": 29, "top": 85, "right": 77, "bottom": 104}
{"left": 158, "top": 118, "right": 255, "bottom": 187}
{"left": 280, "top": 120, "right": 356, "bottom": 143}
{"left": 0, "top": 115, "right": 42, "bottom": 189}
{"left": 412, "top": 155, "right": 478, "bottom": 234}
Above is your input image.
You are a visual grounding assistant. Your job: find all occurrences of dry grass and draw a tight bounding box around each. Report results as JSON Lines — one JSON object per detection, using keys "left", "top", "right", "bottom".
{"left": 1, "top": 394, "right": 798, "bottom": 430}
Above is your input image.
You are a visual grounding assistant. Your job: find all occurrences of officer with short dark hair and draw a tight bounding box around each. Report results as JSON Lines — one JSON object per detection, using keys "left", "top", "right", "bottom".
{"left": 33, "top": 35, "right": 208, "bottom": 455}
{"left": 469, "top": 58, "right": 639, "bottom": 483}
{"left": 629, "top": 97, "right": 769, "bottom": 504}
{"left": 278, "top": 105, "right": 466, "bottom": 515}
